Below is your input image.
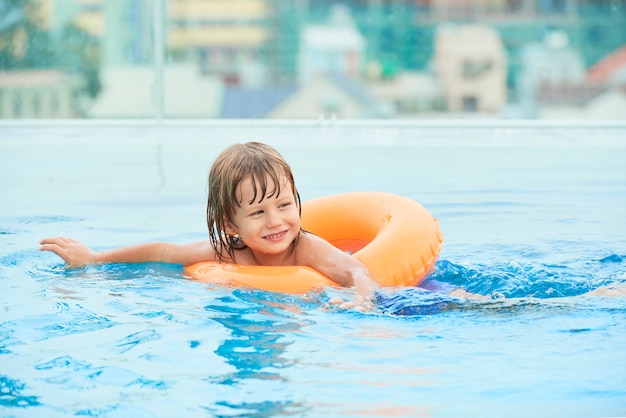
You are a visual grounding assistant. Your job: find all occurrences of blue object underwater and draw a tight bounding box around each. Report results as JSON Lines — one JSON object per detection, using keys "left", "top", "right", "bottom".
{"left": 375, "top": 286, "right": 464, "bottom": 316}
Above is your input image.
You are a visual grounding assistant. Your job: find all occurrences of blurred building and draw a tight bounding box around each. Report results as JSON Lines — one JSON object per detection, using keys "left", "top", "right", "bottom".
{"left": 435, "top": 24, "right": 507, "bottom": 113}
{"left": 25, "top": 0, "right": 626, "bottom": 87}
{"left": 268, "top": 72, "right": 387, "bottom": 119}
{"left": 588, "top": 44, "right": 626, "bottom": 87}
{"left": 297, "top": 5, "right": 365, "bottom": 84}
{"left": 515, "top": 34, "right": 626, "bottom": 119}
{"left": 89, "top": 64, "right": 222, "bottom": 118}
{"left": 221, "top": 7, "right": 387, "bottom": 119}
{"left": 0, "top": 70, "right": 74, "bottom": 118}
{"left": 302, "top": 0, "right": 626, "bottom": 81}
{"left": 45, "top": 0, "right": 272, "bottom": 78}
{"left": 3, "top": 0, "right": 626, "bottom": 119}
{"left": 516, "top": 30, "right": 589, "bottom": 117}
{"left": 168, "top": 0, "right": 272, "bottom": 87}
{"left": 367, "top": 71, "right": 443, "bottom": 116}
{"left": 46, "top": 0, "right": 152, "bottom": 65}
{"left": 584, "top": 44, "right": 626, "bottom": 119}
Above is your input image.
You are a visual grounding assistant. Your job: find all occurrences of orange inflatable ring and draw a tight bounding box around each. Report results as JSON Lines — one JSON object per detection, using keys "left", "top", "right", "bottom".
{"left": 184, "top": 192, "right": 443, "bottom": 294}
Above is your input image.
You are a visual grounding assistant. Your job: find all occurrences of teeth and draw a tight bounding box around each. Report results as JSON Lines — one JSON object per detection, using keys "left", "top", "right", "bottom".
{"left": 266, "top": 232, "right": 284, "bottom": 240}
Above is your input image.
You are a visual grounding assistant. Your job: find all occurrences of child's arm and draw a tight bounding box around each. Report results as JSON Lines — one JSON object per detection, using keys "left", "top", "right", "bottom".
{"left": 297, "top": 233, "right": 379, "bottom": 311}
{"left": 448, "top": 287, "right": 489, "bottom": 300}
{"left": 39, "top": 237, "right": 215, "bottom": 268}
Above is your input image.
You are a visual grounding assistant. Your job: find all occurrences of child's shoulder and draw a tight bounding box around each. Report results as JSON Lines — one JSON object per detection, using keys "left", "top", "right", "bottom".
{"left": 298, "top": 230, "right": 327, "bottom": 247}
{"left": 230, "top": 246, "right": 256, "bottom": 266}
{"left": 294, "top": 230, "right": 342, "bottom": 262}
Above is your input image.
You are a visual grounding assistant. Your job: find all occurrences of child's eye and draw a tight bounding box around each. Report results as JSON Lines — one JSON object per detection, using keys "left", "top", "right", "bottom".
{"left": 279, "top": 202, "right": 291, "bottom": 208}
{"left": 250, "top": 210, "right": 263, "bottom": 216}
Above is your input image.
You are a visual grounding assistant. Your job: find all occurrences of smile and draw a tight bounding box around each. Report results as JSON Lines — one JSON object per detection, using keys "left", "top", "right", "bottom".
{"left": 264, "top": 230, "right": 288, "bottom": 241}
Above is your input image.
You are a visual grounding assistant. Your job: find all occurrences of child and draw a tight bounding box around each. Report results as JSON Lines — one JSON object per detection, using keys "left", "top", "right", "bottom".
{"left": 40, "top": 142, "right": 378, "bottom": 311}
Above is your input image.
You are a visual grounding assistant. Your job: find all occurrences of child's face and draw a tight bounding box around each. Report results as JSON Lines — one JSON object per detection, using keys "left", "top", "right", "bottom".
{"left": 227, "top": 175, "right": 301, "bottom": 258}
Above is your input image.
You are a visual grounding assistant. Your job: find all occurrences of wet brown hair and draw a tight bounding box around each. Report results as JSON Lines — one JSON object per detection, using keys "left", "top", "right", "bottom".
{"left": 207, "top": 142, "right": 301, "bottom": 262}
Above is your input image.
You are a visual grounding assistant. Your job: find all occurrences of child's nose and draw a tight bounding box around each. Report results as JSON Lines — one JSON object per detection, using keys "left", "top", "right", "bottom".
{"left": 266, "top": 210, "right": 282, "bottom": 227}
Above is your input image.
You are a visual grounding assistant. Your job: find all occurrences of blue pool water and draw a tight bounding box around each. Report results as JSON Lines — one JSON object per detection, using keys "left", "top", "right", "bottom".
{"left": 1, "top": 123, "right": 625, "bottom": 417}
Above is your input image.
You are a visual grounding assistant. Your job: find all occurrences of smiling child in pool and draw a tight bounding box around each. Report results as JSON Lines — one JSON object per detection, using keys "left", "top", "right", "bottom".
{"left": 40, "top": 142, "right": 378, "bottom": 310}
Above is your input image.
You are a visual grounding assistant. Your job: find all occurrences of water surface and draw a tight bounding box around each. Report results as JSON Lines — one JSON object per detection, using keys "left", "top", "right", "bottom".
{"left": 1, "top": 124, "right": 625, "bottom": 417}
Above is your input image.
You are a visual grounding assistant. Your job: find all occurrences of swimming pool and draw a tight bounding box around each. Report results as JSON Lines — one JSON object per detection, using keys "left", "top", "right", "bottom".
{"left": 1, "top": 122, "right": 625, "bottom": 417}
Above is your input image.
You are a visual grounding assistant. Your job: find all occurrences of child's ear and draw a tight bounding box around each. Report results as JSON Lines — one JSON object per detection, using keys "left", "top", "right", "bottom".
{"left": 224, "top": 219, "right": 237, "bottom": 236}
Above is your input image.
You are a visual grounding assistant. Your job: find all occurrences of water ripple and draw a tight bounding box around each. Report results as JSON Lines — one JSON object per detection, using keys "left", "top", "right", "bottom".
{"left": 39, "top": 308, "right": 117, "bottom": 339}
{"left": 430, "top": 256, "right": 623, "bottom": 299}
{"left": 0, "top": 375, "right": 40, "bottom": 407}
{"left": 376, "top": 287, "right": 464, "bottom": 316}
{"left": 16, "top": 215, "right": 84, "bottom": 224}
{"left": 44, "top": 365, "right": 166, "bottom": 390}
{"left": 103, "top": 329, "right": 162, "bottom": 354}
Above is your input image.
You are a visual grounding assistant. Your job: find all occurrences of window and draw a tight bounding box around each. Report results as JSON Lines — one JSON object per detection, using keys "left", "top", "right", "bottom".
{"left": 13, "top": 93, "right": 23, "bottom": 117}
{"left": 463, "top": 96, "right": 478, "bottom": 111}
{"left": 32, "top": 92, "right": 41, "bottom": 117}
{"left": 462, "top": 60, "right": 494, "bottom": 79}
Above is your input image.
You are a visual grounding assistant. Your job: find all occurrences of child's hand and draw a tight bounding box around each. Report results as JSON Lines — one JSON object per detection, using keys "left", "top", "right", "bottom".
{"left": 39, "top": 237, "right": 96, "bottom": 268}
{"left": 328, "top": 273, "right": 378, "bottom": 312}
{"left": 328, "top": 294, "right": 375, "bottom": 312}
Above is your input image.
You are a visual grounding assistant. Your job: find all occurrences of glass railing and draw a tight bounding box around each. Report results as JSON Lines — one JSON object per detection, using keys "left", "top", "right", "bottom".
{"left": 1, "top": 0, "right": 625, "bottom": 121}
